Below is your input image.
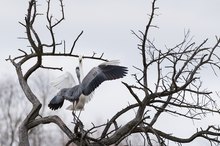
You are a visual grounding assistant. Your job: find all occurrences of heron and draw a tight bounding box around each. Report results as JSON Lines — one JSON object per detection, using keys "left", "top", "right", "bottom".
{"left": 50, "top": 55, "right": 86, "bottom": 111}
{"left": 66, "top": 56, "right": 94, "bottom": 111}
{"left": 48, "top": 59, "right": 128, "bottom": 112}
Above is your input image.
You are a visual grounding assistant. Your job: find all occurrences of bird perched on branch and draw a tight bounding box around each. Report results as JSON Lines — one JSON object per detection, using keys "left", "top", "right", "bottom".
{"left": 50, "top": 55, "right": 88, "bottom": 110}
{"left": 48, "top": 59, "right": 128, "bottom": 111}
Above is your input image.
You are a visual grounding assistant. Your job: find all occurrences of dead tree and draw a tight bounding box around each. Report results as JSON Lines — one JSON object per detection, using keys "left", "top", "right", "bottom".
{"left": 7, "top": 0, "right": 220, "bottom": 145}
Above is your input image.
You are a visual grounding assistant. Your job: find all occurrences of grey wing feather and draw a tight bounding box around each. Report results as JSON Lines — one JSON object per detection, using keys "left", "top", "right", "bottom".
{"left": 82, "top": 65, "right": 128, "bottom": 95}
{"left": 48, "top": 86, "right": 82, "bottom": 110}
{"left": 48, "top": 88, "right": 68, "bottom": 110}
{"left": 64, "top": 85, "right": 82, "bottom": 102}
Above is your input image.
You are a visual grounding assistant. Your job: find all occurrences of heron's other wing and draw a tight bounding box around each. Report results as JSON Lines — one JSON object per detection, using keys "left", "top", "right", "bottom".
{"left": 82, "top": 64, "right": 128, "bottom": 95}
{"left": 48, "top": 88, "right": 69, "bottom": 110}
{"left": 99, "top": 60, "right": 120, "bottom": 66}
{"left": 64, "top": 85, "right": 82, "bottom": 102}
{"left": 50, "top": 72, "right": 76, "bottom": 90}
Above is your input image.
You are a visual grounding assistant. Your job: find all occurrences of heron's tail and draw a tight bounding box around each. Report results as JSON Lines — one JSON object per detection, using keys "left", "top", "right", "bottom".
{"left": 66, "top": 104, "right": 73, "bottom": 111}
{"left": 48, "top": 95, "right": 64, "bottom": 110}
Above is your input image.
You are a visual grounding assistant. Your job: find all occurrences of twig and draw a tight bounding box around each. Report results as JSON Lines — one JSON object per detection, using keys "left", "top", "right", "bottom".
{"left": 70, "top": 31, "right": 84, "bottom": 54}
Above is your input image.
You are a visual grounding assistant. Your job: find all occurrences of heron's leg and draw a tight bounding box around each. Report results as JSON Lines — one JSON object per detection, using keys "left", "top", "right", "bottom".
{"left": 72, "top": 111, "right": 82, "bottom": 124}
{"left": 77, "top": 110, "right": 82, "bottom": 119}
{"left": 72, "top": 111, "right": 76, "bottom": 123}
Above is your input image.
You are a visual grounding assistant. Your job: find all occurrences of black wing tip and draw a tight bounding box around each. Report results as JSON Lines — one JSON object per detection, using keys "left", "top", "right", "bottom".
{"left": 100, "top": 65, "right": 128, "bottom": 80}
{"left": 121, "top": 66, "right": 128, "bottom": 75}
{"left": 48, "top": 103, "right": 62, "bottom": 110}
{"left": 48, "top": 96, "right": 64, "bottom": 110}
{"left": 112, "top": 65, "right": 128, "bottom": 78}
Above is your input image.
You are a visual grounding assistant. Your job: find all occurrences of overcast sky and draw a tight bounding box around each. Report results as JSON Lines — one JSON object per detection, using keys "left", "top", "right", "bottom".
{"left": 1, "top": 0, "right": 220, "bottom": 145}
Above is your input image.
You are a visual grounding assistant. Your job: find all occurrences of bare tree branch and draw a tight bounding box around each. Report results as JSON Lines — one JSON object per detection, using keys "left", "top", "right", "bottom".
{"left": 7, "top": 0, "right": 220, "bottom": 145}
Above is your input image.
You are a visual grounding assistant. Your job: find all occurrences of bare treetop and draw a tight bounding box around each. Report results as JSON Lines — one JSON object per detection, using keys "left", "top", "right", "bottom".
{"left": 6, "top": 0, "right": 220, "bottom": 146}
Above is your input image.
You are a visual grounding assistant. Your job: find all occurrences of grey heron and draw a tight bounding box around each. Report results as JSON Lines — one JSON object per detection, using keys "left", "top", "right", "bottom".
{"left": 50, "top": 55, "right": 86, "bottom": 110}
{"left": 48, "top": 60, "right": 128, "bottom": 111}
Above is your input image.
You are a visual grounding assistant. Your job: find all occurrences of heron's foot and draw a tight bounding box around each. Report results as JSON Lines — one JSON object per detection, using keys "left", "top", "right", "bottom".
{"left": 73, "top": 119, "right": 84, "bottom": 138}
{"left": 72, "top": 111, "right": 81, "bottom": 124}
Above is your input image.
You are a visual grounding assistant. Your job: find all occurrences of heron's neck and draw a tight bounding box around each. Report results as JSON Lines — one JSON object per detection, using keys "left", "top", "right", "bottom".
{"left": 77, "top": 76, "right": 81, "bottom": 84}
{"left": 79, "top": 61, "right": 84, "bottom": 80}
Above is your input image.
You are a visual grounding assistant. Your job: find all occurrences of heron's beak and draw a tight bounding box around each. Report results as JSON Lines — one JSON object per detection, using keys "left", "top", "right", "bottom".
{"left": 79, "top": 55, "right": 83, "bottom": 63}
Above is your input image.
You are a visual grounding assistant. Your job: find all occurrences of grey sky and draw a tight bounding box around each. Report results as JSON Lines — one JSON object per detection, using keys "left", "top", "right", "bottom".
{"left": 1, "top": 0, "right": 220, "bottom": 145}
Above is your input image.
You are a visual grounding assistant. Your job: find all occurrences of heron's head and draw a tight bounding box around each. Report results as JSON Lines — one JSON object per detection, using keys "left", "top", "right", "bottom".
{"left": 75, "top": 66, "right": 81, "bottom": 83}
{"left": 75, "top": 66, "right": 80, "bottom": 76}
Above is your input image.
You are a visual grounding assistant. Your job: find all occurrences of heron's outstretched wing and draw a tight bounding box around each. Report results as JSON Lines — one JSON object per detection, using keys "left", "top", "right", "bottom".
{"left": 48, "top": 88, "right": 68, "bottom": 110}
{"left": 48, "top": 85, "right": 82, "bottom": 110}
{"left": 82, "top": 63, "right": 128, "bottom": 95}
{"left": 50, "top": 72, "right": 76, "bottom": 90}
{"left": 64, "top": 85, "right": 82, "bottom": 102}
